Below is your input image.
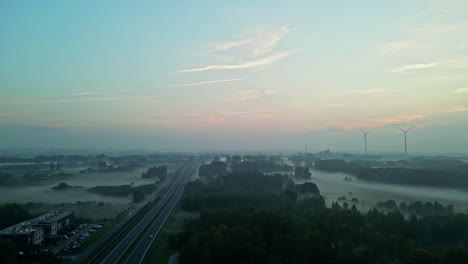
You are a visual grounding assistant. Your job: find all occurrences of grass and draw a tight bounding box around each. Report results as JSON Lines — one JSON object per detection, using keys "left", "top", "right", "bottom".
{"left": 144, "top": 207, "right": 199, "bottom": 264}
{"left": 27, "top": 202, "right": 130, "bottom": 221}
{"left": 87, "top": 184, "right": 156, "bottom": 197}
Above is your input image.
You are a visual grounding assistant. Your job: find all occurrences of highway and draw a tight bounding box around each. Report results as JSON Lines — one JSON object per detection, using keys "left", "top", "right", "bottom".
{"left": 123, "top": 160, "right": 196, "bottom": 264}
{"left": 73, "top": 159, "right": 197, "bottom": 264}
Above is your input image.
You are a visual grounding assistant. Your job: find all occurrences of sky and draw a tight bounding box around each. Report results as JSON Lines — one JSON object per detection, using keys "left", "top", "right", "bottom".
{"left": 1, "top": 0, "right": 468, "bottom": 153}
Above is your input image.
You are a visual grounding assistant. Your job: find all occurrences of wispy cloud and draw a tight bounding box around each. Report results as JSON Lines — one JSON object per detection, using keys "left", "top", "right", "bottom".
{"left": 209, "top": 39, "right": 253, "bottom": 53}
{"left": 330, "top": 114, "right": 427, "bottom": 130}
{"left": 378, "top": 40, "right": 411, "bottom": 54}
{"left": 447, "top": 107, "right": 468, "bottom": 112}
{"left": 455, "top": 88, "right": 468, "bottom": 93}
{"left": 161, "top": 78, "right": 244, "bottom": 88}
{"left": 0, "top": 96, "right": 154, "bottom": 105}
{"left": 391, "top": 62, "right": 439, "bottom": 73}
{"left": 327, "top": 103, "right": 345, "bottom": 107}
{"left": 399, "top": 114, "right": 426, "bottom": 123}
{"left": 72, "top": 92, "right": 107, "bottom": 96}
{"left": 219, "top": 110, "right": 273, "bottom": 116}
{"left": 252, "top": 25, "right": 290, "bottom": 56}
{"left": 171, "top": 49, "right": 299, "bottom": 74}
{"left": 350, "top": 89, "right": 389, "bottom": 94}
{"left": 234, "top": 89, "right": 275, "bottom": 101}
{"left": 71, "top": 79, "right": 245, "bottom": 96}
{"left": 208, "top": 25, "right": 290, "bottom": 56}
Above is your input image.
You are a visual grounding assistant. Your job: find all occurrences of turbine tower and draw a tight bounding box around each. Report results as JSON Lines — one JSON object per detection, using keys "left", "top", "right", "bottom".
{"left": 399, "top": 127, "right": 413, "bottom": 155}
{"left": 360, "top": 129, "right": 372, "bottom": 155}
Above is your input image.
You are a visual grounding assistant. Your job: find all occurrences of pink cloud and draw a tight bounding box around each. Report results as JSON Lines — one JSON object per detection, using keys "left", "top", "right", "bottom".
{"left": 447, "top": 107, "right": 468, "bottom": 112}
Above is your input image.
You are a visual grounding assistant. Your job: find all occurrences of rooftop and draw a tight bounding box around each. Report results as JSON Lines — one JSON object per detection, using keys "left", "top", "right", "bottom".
{"left": 0, "top": 211, "right": 73, "bottom": 235}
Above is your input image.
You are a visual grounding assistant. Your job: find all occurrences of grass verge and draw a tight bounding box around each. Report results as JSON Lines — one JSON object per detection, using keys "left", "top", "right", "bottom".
{"left": 144, "top": 207, "right": 198, "bottom": 264}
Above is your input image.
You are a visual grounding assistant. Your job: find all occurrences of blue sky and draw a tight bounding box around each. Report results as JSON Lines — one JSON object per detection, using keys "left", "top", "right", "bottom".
{"left": 1, "top": 0, "right": 468, "bottom": 153}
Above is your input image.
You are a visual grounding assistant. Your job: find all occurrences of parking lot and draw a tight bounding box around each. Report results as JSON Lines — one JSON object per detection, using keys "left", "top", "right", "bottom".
{"left": 52, "top": 222, "right": 104, "bottom": 255}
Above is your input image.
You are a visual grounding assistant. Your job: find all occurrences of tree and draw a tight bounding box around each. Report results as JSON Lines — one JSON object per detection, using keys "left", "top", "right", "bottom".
{"left": 0, "top": 240, "right": 16, "bottom": 264}
{"left": 0, "top": 204, "right": 32, "bottom": 229}
{"left": 198, "top": 162, "right": 227, "bottom": 177}
{"left": 294, "top": 166, "right": 311, "bottom": 179}
{"left": 295, "top": 182, "right": 320, "bottom": 195}
{"left": 409, "top": 249, "right": 437, "bottom": 264}
{"left": 132, "top": 192, "right": 145, "bottom": 203}
{"left": 142, "top": 166, "right": 167, "bottom": 181}
{"left": 442, "top": 247, "right": 468, "bottom": 264}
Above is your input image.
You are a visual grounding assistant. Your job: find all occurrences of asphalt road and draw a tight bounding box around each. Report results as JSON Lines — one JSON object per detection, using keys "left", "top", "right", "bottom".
{"left": 72, "top": 160, "right": 193, "bottom": 264}
{"left": 98, "top": 159, "right": 197, "bottom": 264}
{"left": 123, "top": 161, "right": 196, "bottom": 264}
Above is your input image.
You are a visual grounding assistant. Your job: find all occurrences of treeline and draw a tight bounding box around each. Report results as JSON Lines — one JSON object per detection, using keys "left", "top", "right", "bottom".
{"left": 87, "top": 184, "right": 155, "bottom": 203}
{"left": 182, "top": 171, "right": 319, "bottom": 212}
{"left": 315, "top": 159, "right": 468, "bottom": 188}
{"left": 231, "top": 161, "right": 293, "bottom": 173}
{"left": 182, "top": 171, "right": 292, "bottom": 211}
{"left": 198, "top": 161, "right": 227, "bottom": 177}
{"left": 315, "top": 159, "right": 363, "bottom": 174}
{"left": 0, "top": 153, "right": 189, "bottom": 165}
{"left": 142, "top": 165, "right": 167, "bottom": 180}
{"left": 359, "top": 168, "right": 468, "bottom": 188}
{"left": 51, "top": 182, "right": 83, "bottom": 191}
{"left": 289, "top": 153, "right": 317, "bottom": 167}
{"left": 228, "top": 155, "right": 293, "bottom": 173}
{"left": 172, "top": 208, "right": 468, "bottom": 264}
{"left": 376, "top": 200, "right": 454, "bottom": 216}
{"left": 0, "top": 204, "right": 32, "bottom": 230}
{"left": 294, "top": 166, "right": 312, "bottom": 180}
{"left": 0, "top": 155, "right": 89, "bottom": 163}
{"left": 294, "top": 182, "right": 320, "bottom": 195}
{"left": 0, "top": 172, "right": 12, "bottom": 184}
{"left": 409, "top": 157, "right": 468, "bottom": 174}
{"left": 168, "top": 171, "right": 468, "bottom": 264}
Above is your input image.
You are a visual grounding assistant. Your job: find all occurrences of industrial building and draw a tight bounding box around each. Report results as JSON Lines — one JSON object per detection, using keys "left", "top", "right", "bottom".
{"left": 0, "top": 211, "right": 73, "bottom": 249}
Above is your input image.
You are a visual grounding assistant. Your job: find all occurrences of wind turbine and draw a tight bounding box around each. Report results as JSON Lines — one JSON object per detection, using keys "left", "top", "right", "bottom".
{"left": 360, "top": 129, "right": 372, "bottom": 155}
{"left": 398, "top": 127, "right": 413, "bottom": 155}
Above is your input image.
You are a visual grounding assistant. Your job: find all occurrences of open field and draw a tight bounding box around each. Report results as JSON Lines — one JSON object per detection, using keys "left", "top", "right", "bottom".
{"left": 292, "top": 169, "right": 468, "bottom": 212}
{"left": 0, "top": 163, "right": 179, "bottom": 204}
